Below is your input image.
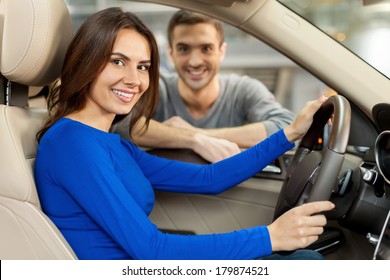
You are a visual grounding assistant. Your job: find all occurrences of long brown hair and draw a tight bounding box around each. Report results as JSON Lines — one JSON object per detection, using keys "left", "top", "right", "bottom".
{"left": 37, "top": 7, "right": 160, "bottom": 141}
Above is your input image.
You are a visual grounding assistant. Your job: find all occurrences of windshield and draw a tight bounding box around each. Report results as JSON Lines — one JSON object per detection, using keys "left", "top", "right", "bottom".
{"left": 279, "top": 0, "right": 390, "bottom": 79}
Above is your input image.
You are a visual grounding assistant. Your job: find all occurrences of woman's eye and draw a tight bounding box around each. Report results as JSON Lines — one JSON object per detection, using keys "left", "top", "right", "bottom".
{"left": 113, "top": 59, "right": 125, "bottom": 66}
{"left": 139, "top": 65, "right": 150, "bottom": 71}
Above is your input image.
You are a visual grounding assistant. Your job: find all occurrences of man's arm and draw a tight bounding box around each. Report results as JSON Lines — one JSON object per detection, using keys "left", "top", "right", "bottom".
{"left": 197, "top": 74, "right": 297, "bottom": 147}
{"left": 163, "top": 116, "right": 267, "bottom": 148}
{"left": 203, "top": 122, "right": 268, "bottom": 148}
{"left": 112, "top": 116, "right": 241, "bottom": 163}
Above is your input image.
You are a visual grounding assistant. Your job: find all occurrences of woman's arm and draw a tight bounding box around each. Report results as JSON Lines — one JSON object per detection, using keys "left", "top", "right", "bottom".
{"left": 136, "top": 129, "right": 293, "bottom": 194}
{"left": 40, "top": 124, "right": 272, "bottom": 259}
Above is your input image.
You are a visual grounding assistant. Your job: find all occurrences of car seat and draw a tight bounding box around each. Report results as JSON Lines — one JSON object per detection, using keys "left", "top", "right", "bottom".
{"left": 0, "top": 0, "right": 77, "bottom": 259}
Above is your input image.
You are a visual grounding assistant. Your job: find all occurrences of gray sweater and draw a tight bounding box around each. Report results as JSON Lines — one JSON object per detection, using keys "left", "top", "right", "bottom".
{"left": 154, "top": 72, "right": 295, "bottom": 136}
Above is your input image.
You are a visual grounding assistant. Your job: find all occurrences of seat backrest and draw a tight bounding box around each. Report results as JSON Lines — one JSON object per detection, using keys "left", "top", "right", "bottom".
{"left": 0, "top": 0, "right": 77, "bottom": 259}
{"left": 0, "top": 105, "right": 77, "bottom": 259}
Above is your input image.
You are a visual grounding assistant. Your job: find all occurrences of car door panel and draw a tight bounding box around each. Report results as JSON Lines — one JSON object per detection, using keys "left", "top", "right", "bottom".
{"left": 150, "top": 176, "right": 282, "bottom": 234}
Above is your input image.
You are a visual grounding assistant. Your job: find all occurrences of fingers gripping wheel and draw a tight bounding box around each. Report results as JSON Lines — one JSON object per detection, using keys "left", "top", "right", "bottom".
{"left": 273, "top": 95, "right": 351, "bottom": 220}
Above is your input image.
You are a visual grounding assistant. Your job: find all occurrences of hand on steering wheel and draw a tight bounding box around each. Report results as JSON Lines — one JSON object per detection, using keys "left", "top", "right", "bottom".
{"left": 274, "top": 95, "right": 351, "bottom": 220}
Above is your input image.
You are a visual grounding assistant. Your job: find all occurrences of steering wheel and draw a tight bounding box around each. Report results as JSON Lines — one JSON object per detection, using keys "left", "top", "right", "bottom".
{"left": 273, "top": 95, "right": 351, "bottom": 220}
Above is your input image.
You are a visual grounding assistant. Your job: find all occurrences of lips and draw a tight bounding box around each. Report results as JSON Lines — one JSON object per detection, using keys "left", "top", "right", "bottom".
{"left": 112, "top": 89, "right": 136, "bottom": 103}
{"left": 189, "top": 70, "right": 204, "bottom": 75}
{"left": 186, "top": 68, "right": 207, "bottom": 79}
{"left": 112, "top": 89, "right": 134, "bottom": 98}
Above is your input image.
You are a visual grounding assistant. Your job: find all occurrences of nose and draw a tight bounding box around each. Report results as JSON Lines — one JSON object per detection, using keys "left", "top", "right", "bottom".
{"left": 124, "top": 67, "right": 141, "bottom": 87}
{"left": 188, "top": 49, "right": 203, "bottom": 67}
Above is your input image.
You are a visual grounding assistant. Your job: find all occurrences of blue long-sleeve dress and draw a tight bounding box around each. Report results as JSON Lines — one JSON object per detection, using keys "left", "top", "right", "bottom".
{"left": 34, "top": 118, "right": 294, "bottom": 260}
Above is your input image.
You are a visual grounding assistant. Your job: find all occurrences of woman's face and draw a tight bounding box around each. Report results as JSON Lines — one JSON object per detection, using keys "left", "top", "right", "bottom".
{"left": 87, "top": 29, "right": 151, "bottom": 119}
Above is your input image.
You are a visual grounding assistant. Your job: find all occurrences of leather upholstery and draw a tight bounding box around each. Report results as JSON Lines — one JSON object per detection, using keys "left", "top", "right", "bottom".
{"left": 0, "top": 0, "right": 77, "bottom": 259}
{"left": 1, "top": 0, "right": 72, "bottom": 86}
{"left": 0, "top": 106, "right": 77, "bottom": 259}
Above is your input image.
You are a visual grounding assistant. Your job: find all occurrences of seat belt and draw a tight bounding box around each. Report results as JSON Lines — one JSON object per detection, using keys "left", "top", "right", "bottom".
{"left": 0, "top": 74, "right": 6, "bottom": 105}
{"left": 5, "top": 80, "right": 29, "bottom": 107}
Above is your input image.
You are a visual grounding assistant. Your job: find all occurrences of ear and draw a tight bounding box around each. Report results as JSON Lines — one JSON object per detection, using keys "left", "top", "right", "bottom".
{"left": 219, "top": 42, "right": 227, "bottom": 62}
{"left": 168, "top": 45, "right": 173, "bottom": 58}
{"left": 168, "top": 46, "right": 175, "bottom": 63}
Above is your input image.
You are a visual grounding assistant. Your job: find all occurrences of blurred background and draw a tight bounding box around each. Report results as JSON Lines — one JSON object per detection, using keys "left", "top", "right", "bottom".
{"left": 64, "top": 0, "right": 390, "bottom": 112}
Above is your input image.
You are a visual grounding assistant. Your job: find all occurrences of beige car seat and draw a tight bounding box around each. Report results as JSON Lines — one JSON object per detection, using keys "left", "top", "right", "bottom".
{"left": 0, "top": 0, "right": 77, "bottom": 259}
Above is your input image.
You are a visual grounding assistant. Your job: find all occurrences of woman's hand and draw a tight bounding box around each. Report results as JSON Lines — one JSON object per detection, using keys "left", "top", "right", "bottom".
{"left": 267, "top": 201, "right": 335, "bottom": 252}
{"left": 284, "top": 95, "right": 327, "bottom": 142}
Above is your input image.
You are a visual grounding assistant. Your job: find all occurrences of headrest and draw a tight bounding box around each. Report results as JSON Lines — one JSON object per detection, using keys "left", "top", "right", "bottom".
{"left": 0, "top": 0, "right": 73, "bottom": 86}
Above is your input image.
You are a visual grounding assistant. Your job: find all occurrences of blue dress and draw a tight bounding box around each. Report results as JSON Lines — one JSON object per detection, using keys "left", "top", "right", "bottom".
{"left": 34, "top": 118, "right": 294, "bottom": 260}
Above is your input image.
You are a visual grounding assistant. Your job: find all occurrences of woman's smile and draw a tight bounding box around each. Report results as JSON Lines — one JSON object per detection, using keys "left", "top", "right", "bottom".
{"left": 112, "top": 88, "right": 137, "bottom": 103}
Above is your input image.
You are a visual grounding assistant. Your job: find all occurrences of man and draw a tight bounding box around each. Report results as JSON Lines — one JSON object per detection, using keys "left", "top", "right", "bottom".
{"left": 112, "top": 9, "right": 295, "bottom": 162}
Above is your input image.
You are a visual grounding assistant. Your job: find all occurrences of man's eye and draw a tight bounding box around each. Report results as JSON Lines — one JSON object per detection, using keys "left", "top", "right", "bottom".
{"left": 178, "top": 46, "right": 188, "bottom": 53}
{"left": 202, "top": 46, "right": 212, "bottom": 52}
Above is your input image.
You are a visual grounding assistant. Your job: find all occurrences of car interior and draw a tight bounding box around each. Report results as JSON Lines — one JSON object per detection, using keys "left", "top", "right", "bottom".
{"left": 1, "top": 0, "right": 390, "bottom": 260}
{"left": 0, "top": 0, "right": 77, "bottom": 259}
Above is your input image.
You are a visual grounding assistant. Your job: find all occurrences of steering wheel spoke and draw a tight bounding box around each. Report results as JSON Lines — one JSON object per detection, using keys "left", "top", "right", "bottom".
{"left": 273, "top": 95, "right": 351, "bottom": 220}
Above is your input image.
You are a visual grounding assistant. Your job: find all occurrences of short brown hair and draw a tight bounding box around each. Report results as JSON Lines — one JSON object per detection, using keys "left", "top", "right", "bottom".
{"left": 167, "top": 9, "right": 225, "bottom": 47}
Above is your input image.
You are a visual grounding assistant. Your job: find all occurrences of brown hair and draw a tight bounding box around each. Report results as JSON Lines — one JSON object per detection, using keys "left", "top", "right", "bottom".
{"left": 37, "top": 7, "right": 160, "bottom": 141}
{"left": 167, "top": 9, "right": 225, "bottom": 47}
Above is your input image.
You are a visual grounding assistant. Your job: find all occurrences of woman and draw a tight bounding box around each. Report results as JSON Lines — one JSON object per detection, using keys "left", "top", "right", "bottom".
{"left": 35, "top": 7, "right": 334, "bottom": 260}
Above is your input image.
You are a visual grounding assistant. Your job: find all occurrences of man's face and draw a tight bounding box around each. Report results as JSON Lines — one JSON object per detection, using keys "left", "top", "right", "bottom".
{"left": 169, "top": 23, "right": 226, "bottom": 91}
